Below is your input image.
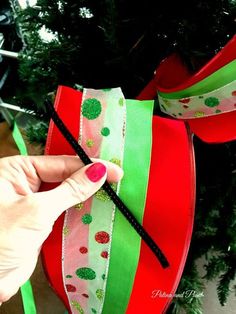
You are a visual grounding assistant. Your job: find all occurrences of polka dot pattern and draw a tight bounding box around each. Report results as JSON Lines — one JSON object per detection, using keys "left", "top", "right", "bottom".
{"left": 204, "top": 97, "right": 219, "bottom": 107}
{"left": 82, "top": 98, "right": 102, "bottom": 120}
{"left": 101, "top": 127, "right": 110, "bottom": 136}
{"left": 158, "top": 79, "right": 236, "bottom": 119}
{"left": 79, "top": 246, "right": 88, "bottom": 254}
{"left": 95, "top": 231, "right": 110, "bottom": 244}
{"left": 76, "top": 267, "right": 96, "bottom": 280}
{"left": 96, "top": 288, "right": 104, "bottom": 300}
{"left": 66, "top": 284, "right": 77, "bottom": 292}
{"left": 82, "top": 213, "right": 92, "bottom": 224}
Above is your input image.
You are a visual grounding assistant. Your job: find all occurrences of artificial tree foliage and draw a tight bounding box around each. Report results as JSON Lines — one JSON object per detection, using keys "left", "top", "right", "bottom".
{"left": 5, "top": 0, "right": 236, "bottom": 312}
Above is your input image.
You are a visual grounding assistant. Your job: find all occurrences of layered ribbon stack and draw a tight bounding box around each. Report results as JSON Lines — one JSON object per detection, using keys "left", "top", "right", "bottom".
{"left": 17, "top": 35, "right": 236, "bottom": 313}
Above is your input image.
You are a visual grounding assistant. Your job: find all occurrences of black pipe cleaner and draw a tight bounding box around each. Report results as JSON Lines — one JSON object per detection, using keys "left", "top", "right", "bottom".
{"left": 45, "top": 100, "right": 169, "bottom": 269}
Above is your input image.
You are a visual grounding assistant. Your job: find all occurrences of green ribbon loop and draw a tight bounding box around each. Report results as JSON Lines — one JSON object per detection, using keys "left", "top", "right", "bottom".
{"left": 159, "top": 58, "right": 236, "bottom": 99}
{"left": 12, "top": 120, "right": 37, "bottom": 314}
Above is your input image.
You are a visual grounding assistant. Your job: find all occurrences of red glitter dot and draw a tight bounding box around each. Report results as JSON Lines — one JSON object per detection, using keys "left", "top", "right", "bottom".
{"left": 79, "top": 246, "right": 88, "bottom": 254}
{"left": 232, "top": 91, "right": 236, "bottom": 96}
{"left": 82, "top": 293, "right": 89, "bottom": 298}
{"left": 179, "top": 98, "right": 190, "bottom": 104}
{"left": 101, "top": 251, "right": 108, "bottom": 258}
{"left": 95, "top": 231, "right": 110, "bottom": 244}
{"left": 66, "top": 284, "right": 76, "bottom": 292}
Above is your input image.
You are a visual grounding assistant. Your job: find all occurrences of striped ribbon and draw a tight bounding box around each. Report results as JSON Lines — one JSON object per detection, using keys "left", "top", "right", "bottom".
{"left": 62, "top": 88, "right": 126, "bottom": 314}
{"left": 102, "top": 99, "right": 154, "bottom": 314}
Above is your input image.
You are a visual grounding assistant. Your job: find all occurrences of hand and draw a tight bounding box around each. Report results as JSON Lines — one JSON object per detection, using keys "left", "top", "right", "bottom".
{"left": 0, "top": 155, "right": 123, "bottom": 303}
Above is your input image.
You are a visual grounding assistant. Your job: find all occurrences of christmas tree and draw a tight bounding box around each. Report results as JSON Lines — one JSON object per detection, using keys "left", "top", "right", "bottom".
{"left": 3, "top": 0, "right": 236, "bottom": 312}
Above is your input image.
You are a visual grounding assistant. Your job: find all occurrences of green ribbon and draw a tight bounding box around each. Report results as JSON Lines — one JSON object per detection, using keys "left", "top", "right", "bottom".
{"left": 12, "top": 120, "right": 37, "bottom": 314}
{"left": 20, "top": 280, "right": 37, "bottom": 314}
{"left": 159, "top": 58, "right": 236, "bottom": 99}
{"left": 102, "top": 100, "right": 154, "bottom": 314}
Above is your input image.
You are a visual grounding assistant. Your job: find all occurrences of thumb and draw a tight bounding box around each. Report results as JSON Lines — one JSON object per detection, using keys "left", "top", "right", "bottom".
{"left": 34, "top": 162, "right": 109, "bottom": 222}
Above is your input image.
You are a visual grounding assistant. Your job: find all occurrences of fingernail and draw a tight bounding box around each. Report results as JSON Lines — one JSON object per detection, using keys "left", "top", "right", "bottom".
{"left": 85, "top": 163, "right": 107, "bottom": 182}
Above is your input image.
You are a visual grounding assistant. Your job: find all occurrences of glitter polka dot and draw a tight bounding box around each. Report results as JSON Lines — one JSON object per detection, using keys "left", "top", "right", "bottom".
{"left": 79, "top": 246, "right": 88, "bottom": 254}
{"left": 101, "top": 251, "right": 108, "bottom": 258}
{"left": 101, "top": 127, "right": 110, "bottom": 136}
{"left": 82, "top": 293, "right": 89, "bottom": 298}
{"left": 95, "top": 231, "right": 110, "bottom": 244}
{"left": 179, "top": 98, "right": 190, "bottom": 104}
{"left": 231, "top": 90, "right": 236, "bottom": 96}
{"left": 66, "top": 284, "right": 77, "bottom": 292}
{"left": 215, "top": 109, "right": 221, "bottom": 113}
{"left": 95, "top": 188, "right": 110, "bottom": 201}
{"left": 91, "top": 308, "right": 97, "bottom": 314}
{"left": 63, "top": 226, "right": 69, "bottom": 236}
{"left": 204, "top": 97, "right": 219, "bottom": 107}
{"left": 82, "top": 98, "right": 102, "bottom": 120}
{"left": 96, "top": 289, "right": 104, "bottom": 301}
{"left": 74, "top": 203, "right": 84, "bottom": 210}
{"left": 66, "top": 275, "right": 73, "bottom": 278}
{"left": 71, "top": 300, "right": 84, "bottom": 314}
{"left": 82, "top": 213, "right": 92, "bottom": 224}
{"left": 76, "top": 267, "right": 96, "bottom": 280}
{"left": 109, "top": 158, "right": 121, "bottom": 167}
{"left": 194, "top": 111, "right": 205, "bottom": 118}
{"left": 119, "top": 97, "right": 124, "bottom": 106}
{"left": 102, "top": 274, "right": 106, "bottom": 280}
{"left": 86, "top": 139, "right": 94, "bottom": 148}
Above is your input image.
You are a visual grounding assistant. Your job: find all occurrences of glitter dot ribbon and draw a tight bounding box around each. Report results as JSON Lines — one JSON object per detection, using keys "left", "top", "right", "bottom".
{"left": 158, "top": 58, "right": 236, "bottom": 119}
{"left": 62, "top": 88, "right": 126, "bottom": 314}
{"left": 158, "top": 79, "right": 236, "bottom": 119}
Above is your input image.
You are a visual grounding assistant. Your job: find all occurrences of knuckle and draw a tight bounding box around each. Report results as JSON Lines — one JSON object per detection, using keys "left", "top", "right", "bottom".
{"left": 64, "top": 177, "right": 87, "bottom": 202}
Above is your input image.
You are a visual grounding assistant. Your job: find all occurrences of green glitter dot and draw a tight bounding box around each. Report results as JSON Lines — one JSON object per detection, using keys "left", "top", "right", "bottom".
{"left": 76, "top": 267, "right": 96, "bottom": 280}
{"left": 86, "top": 139, "right": 94, "bottom": 148}
{"left": 198, "top": 95, "right": 204, "bottom": 99}
{"left": 82, "top": 214, "right": 92, "bottom": 224}
{"left": 91, "top": 308, "right": 97, "bottom": 314}
{"left": 119, "top": 97, "right": 124, "bottom": 106}
{"left": 101, "top": 127, "right": 110, "bottom": 136}
{"left": 215, "top": 109, "right": 221, "bottom": 113}
{"left": 82, "top": 98, "right": 102, "bottom": 120}
{"left": 102, "top": 88, "right": 112, "bottom": 92}
{"left": 102, "top": 274, "right": 106, "bottom": 280}
{"left": 96, "top": 289, "right": 104, "bottom": 301}
{"left": 63, "top": 226, "right": 69, "bottom": 236}
{"left": 66, "top": 274, "right": 73, "bottom": 278}
{"left": 204, "top": 97, "right": 219, "bottom": 107}
{"left": 71, "top": 300, "right": 84, "bottom": 314}
{"left": 178, "top": 113, "right": 183, "bottom": 116}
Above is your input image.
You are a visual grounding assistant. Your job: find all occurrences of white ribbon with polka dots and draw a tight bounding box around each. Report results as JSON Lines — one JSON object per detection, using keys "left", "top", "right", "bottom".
{"left": 158, "top": 79, "right": 236, "bottom": 119}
